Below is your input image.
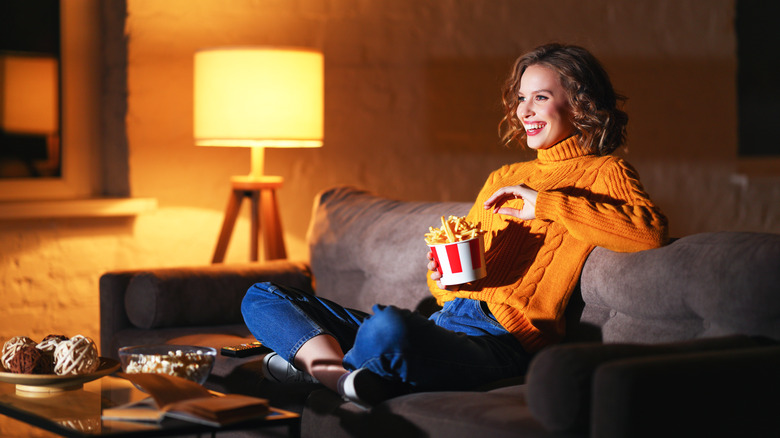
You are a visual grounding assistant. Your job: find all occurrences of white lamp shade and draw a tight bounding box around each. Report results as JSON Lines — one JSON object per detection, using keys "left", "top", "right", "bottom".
{"left": 194, "top": 47, "right": 323, "bottom": 148}
{"left": 0, "top": 55, "right": 59, "bottom": 134}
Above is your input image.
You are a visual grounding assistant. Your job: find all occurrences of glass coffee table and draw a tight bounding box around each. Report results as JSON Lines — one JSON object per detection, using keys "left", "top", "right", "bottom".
{"left": 0, "top": 374, "right": 300, "bottom": 437}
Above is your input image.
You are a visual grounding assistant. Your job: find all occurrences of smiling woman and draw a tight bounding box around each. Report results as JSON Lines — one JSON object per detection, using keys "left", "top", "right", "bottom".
{"left": 500, "top": 44, "right": 628, "bottom": 157}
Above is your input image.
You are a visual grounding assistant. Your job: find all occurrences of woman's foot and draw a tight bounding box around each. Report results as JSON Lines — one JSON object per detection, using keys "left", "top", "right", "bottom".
{"left": 262, "top": 353, "right": 319, "bottom": 384}
{"left": 337, "top": 368, "right": 412, "bottom": 409}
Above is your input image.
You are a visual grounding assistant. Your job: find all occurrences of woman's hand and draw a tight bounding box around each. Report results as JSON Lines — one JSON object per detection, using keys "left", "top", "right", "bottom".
{"left": 483, "top": 184, "right": 538, "bottom": 220}
{"left": 427, "top": 251, "right": 459, "bottom": 291}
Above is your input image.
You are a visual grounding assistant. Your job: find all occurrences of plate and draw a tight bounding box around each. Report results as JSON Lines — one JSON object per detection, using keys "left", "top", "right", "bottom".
{"left": 0, "top": 357, "right": 120, "bottom": 393}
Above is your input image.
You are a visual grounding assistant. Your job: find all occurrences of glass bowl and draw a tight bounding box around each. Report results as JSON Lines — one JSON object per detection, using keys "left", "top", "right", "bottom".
{"left": 118, "top": 345, "right": 217, "bottom": 385}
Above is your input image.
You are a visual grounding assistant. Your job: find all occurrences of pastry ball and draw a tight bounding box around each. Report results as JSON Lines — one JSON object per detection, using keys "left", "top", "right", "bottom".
{"left": 36, "top": 334, "right": 69, "bottom": 354}
{"left": 53, "top": 335, "right": 99, "bottom": 375}
{"left": 2, "top": 336, "right": 36, "bottom": 370}
{"left": 8, "top": 344, "right": 54, "bottom": 374}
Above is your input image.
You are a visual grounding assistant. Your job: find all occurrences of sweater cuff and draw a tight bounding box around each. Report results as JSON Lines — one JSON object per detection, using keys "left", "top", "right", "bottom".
{"left": 534, "top": 190, "right": 563, "bottom": 222}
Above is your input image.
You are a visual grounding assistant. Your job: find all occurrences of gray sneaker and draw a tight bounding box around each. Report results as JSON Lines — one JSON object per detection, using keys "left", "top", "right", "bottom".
{"left": 261, "top": 353, "right": 319, "bottom": 384}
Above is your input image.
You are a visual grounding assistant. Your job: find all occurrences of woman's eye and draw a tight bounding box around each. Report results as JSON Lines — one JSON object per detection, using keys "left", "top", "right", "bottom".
{"left": 517, "top": 96, "right": 526, "bottom": 103}
{"left": 535, "top": 95, "right": 548, "bottom": 101}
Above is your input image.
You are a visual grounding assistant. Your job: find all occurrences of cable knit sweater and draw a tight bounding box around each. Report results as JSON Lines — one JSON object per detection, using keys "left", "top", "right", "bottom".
{"left": 427, "top": 136, "right": 668, "bottom": 352}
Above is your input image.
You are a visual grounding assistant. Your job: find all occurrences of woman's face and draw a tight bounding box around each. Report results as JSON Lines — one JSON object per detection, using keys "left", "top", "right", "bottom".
{"left": 516, "top": 64, "right": 576, "bottom": 150}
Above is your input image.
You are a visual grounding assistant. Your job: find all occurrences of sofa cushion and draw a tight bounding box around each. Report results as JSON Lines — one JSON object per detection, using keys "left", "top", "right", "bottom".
{"left": 526, "top": 335, "right": 773, "bottom": 433}
{"left": 302, "top": 385, "right": 550, "bottom": 438}
{"left": 105, "top": 324, "right": 252, "bottom": 359}
{"left": 125, "top": 260, "right": 313, "bottom": 329}
{"left": 308, "top": 186, "right": 471, "bottom": 313}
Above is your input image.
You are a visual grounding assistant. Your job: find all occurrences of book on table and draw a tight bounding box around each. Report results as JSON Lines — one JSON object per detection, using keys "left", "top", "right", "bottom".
{"left": 102, "top": 372, "right": 269, "bottom": 427}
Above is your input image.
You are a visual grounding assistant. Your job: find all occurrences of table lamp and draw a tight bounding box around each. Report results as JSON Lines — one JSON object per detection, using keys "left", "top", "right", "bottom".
{"left": 194, "top": 47, "right": 324, "bottom": 263}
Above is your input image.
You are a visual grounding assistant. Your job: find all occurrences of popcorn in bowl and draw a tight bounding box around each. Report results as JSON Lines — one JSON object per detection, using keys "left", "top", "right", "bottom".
{"left": 118, "top": 345, "right": 216, "bottom": 385}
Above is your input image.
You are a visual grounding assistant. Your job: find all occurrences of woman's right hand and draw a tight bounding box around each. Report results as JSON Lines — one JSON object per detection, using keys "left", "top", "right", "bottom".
{"left": 483, "top": 184, "right": 538, "bottom": 220}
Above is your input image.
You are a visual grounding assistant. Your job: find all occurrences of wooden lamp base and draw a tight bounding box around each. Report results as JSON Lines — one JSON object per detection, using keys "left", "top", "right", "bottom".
{"left": 211, "top": 175, "right": 286, "bottom": 263}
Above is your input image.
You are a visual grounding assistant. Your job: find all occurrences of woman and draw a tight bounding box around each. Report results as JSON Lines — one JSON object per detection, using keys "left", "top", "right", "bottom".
{"left": 241, "top": 43, "right": 668, "bottom": 408}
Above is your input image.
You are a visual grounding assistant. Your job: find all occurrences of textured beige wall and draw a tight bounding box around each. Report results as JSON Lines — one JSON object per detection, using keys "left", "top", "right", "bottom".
{"left": 1, "top": 0, "right": 778, "bottom": 375}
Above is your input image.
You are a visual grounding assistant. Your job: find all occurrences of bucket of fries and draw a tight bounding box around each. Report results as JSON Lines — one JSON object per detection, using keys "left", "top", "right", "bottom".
{"left": 425, "top": 215, "right": 487, "bottom": 286}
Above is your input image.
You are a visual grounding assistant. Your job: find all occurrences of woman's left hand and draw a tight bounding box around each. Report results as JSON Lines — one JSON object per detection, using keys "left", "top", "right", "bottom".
{"left": 427, "top": 251, "right": 460, "bottom": 291}
{"left": 483, "top": 184, "right": 538, "bottom": 220}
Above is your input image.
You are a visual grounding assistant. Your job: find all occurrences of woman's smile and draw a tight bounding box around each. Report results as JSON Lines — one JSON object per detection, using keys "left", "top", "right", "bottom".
{"left": 524, "top": 122, "right": 546, "bottom": 136}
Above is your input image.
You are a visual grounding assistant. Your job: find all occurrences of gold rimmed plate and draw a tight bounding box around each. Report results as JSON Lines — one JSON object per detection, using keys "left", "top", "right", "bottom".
{"left": 0, "top": 357, "right": 120, "bottom": 393}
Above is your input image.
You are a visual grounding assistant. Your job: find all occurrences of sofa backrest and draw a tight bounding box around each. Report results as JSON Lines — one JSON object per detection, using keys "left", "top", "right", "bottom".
{"left": 307, "top": 186, "right": 780, "bottom": 345}
{"left": 307, "top": 186, "right": 470, "bottom": 314}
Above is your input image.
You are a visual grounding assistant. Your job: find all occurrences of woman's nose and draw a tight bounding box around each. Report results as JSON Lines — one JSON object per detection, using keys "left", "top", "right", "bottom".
{"left": 517, "top": 102, "right": 533, "bottom": 118}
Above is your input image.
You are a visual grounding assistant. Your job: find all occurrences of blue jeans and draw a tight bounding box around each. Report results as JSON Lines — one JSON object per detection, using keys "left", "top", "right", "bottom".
{"left": 241, "top": 282, "right": 531, "bottom": 391}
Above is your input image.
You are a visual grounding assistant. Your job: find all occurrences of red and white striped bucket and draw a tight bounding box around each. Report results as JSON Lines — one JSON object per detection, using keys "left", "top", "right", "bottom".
{"left": 429, "top": 234, "right": 487, "bottom": 286}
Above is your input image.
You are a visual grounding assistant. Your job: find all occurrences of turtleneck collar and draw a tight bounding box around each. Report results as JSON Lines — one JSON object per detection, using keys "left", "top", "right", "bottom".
{"left": 536, "top": 136, "right": 591, "bottom": 163}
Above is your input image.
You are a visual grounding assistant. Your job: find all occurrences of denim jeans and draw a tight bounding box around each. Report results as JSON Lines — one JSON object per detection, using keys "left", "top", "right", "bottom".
{"left": 241, "top": 282, "right": 531, "bottom": 391}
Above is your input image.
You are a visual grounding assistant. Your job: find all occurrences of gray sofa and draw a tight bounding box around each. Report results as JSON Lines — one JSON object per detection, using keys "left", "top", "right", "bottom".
{"left": 100, "top": 185, "right": 780, "bottom": 437}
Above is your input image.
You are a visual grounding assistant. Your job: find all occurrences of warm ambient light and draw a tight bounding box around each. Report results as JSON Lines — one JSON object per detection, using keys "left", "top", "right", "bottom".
{"left": 193, "top": 47, "right": 324, "bottom": 181}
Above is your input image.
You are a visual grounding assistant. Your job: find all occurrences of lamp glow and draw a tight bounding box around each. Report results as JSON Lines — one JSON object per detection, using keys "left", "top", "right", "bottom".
{"left": 194, "top": 47, "right": 323, "bottom": 180}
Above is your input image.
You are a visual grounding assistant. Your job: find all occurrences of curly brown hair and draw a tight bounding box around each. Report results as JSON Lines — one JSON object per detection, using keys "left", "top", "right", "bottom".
{"left": 500, "top": 43, "right": 628, "bottom": 155}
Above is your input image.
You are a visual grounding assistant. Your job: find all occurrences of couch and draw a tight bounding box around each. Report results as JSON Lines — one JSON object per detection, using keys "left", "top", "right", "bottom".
{"left": 100, "top": 185, "right": 780, "bottom": 437}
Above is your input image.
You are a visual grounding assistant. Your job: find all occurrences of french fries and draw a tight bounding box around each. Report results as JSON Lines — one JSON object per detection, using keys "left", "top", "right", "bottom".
{"left": 424, "top": 215, "right": 485, "bottom": 245}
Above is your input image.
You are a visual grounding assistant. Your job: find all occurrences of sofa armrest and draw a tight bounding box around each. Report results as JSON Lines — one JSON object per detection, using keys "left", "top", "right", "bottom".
{"left": 579, "top": 232, "right": 780, "bottom": 343}
{"left": 99, "top": 260, "right": 313, "bottom": 356}
{"left": 525, "top": 335, "right": 774, "bottom": 434}
{"left": 591, "top": 345, "right": 780, "bottom": 438}
{"left": 99, "top": 271, "right": 138, "bottom": 358}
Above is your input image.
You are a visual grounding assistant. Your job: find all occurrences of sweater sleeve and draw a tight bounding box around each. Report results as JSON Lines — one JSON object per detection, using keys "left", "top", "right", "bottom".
{"left": 534, "top": 158, "right": 668, "bottom": 252}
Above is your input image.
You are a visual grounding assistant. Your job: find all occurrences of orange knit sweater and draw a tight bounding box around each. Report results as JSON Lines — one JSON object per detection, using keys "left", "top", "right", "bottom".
{"left": 427, "top": 136, "right": 668, "bottom": 352}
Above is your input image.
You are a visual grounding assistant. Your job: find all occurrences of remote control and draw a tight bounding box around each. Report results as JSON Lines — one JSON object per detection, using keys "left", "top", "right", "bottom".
{"left": 220, "top": 341, "right": 270, "bottom": 358}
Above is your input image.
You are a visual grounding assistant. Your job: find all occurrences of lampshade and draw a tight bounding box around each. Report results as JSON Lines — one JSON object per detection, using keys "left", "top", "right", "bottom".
{"left": 0, "top": 55, "right": 59, "bottom": 134}
{"left": 194, "top": 47, "right": 323, "bottom": 149}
